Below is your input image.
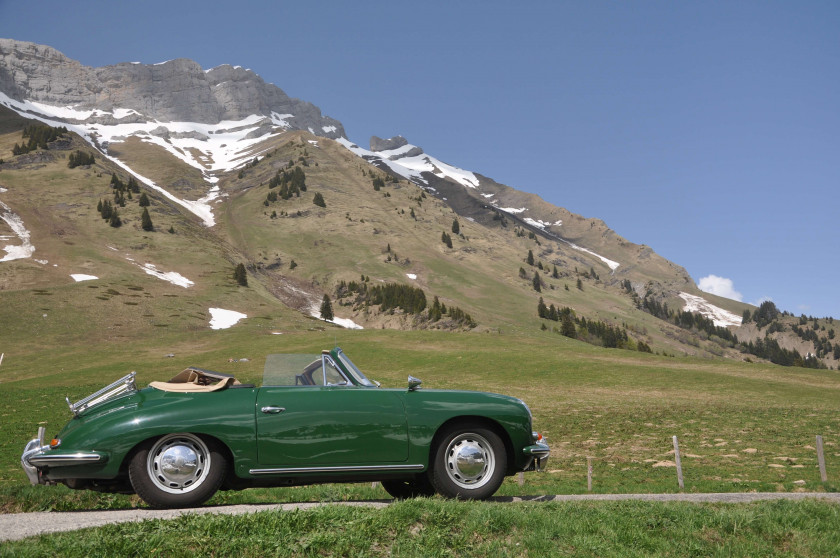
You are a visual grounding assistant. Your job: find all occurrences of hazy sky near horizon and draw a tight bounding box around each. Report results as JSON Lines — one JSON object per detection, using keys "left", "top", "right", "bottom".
{"left": 2, "top": 1, "right": 838, "bottom": 318}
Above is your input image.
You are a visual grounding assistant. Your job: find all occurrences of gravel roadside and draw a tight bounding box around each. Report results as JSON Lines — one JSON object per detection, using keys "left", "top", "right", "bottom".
{"left": 2, "top": 493, "right": 839, "bottom": 542}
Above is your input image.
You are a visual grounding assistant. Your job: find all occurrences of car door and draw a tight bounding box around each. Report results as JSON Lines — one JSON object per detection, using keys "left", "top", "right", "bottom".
{"left": 255, "top": 356, "right": 409, "bottom": 467}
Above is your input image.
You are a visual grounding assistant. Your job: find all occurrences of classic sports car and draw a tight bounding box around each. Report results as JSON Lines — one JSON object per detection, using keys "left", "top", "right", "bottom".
{"left": 22, "top": 348, "right": 549, "bottom": 508}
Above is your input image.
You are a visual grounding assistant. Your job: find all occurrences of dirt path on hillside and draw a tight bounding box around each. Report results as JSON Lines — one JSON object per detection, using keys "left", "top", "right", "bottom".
{"left": 2, "top": 493, "right": 839, "bottom": 542}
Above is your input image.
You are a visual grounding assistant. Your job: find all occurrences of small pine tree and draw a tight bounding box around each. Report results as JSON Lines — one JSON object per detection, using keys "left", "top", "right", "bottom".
{"left": 320, "top": 294, "right": 334, "bottom": 321}
{"left": 410, "top": 208, "right": 416, "bottom": 220}
{"left": 561, "top": 314, "right": 577, "bottom": 338}
{"left": 109, "top": 208, "right": 122, "bottom": 228}
{"left": 527, "top": 250, "right": 535, "bottom": 266}
{"left": 532, "top": 271, "right": 542, "bottom": 292}
{"left": 441, "top": 231, "right": 453, "bottom": 248}
{"left": 234, "top": 263, "right": 248, "bottom": 286}
{"left": 141, "top": 208, "right": 154, "bottom": 231}
{"left": 313, "top": 192, "right": 326, "bottom": 207}
{"left": 138, "top": 193, "right": 150, "bottom": 207}
{"left": 552, "top": 265, "right": 559, "bottom": 279}
{"left": 576, "top": 278, "right": 583, "bottom": 291}
{"left": 452, "top": 218, "right": 460, "bottom": 235}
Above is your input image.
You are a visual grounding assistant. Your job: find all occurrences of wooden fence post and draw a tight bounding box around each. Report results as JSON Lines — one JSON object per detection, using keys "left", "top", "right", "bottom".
{"left": 816, "top": 435, "right": 828, "bottom": 483}
{"left": 673, "top": 436, "right": 684, "bottom": 490}
{"left": 587, "top": 457, "right": 593, "bottom": 492}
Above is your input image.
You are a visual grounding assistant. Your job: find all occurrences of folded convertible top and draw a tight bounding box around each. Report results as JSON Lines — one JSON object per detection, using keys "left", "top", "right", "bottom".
{"left": 149, "top": 367, "right": 240, "bottom": 393}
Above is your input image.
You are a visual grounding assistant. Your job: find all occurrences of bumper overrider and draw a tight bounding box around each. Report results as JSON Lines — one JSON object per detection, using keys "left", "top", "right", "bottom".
{"left": 522, "top": 432, "right": 550, "bottom": 471}
{"left": 21, "top": 427, "right": 105, "bottom": 485}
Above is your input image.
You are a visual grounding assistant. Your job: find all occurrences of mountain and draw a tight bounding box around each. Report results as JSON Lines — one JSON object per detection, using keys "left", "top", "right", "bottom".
{"left": 0, "top": 39, "right": 835, "bottom": 369}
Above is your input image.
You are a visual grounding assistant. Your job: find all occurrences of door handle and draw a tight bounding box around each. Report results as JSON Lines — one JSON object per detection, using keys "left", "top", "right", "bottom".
{"left": 261, "top": 406, "right": 286, "bottom": 414}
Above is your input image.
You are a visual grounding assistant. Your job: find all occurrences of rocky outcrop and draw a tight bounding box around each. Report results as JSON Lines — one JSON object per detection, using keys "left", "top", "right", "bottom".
{"left": 370, "top": 135, "right": 424, "bottom": 159}
{"left": 0, "top": 39, "right": 345, "bottom": 138}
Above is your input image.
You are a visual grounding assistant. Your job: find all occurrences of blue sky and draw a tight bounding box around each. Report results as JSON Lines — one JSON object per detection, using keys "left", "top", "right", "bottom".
{"left": 3, "top": 1, "right": 838, "bottom": 318}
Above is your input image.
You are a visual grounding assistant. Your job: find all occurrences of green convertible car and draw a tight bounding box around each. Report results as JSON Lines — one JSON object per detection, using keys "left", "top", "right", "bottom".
{"left": 22, "top": 348, "right": 549, "bottom": 508}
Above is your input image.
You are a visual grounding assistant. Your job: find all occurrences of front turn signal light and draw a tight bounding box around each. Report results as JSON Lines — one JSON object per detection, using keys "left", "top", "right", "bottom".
{"left": 50, "top": 438, "right": 61, "bottom": 448}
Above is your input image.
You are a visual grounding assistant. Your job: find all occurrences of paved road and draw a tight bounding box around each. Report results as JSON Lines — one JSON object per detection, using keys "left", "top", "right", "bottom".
{"left": 2, "top": 493, "right": 839, "bottom": 542}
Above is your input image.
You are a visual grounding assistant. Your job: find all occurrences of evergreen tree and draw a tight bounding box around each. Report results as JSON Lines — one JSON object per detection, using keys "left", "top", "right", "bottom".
{"left": 561, "top": 313, "right": 577, "bottom": 338}
{"left": 410, "top": 208, "right": 416, "bottom": 220}
{"left": 441, "top": 231, "right": 453, "bottom": 248}
{"left": 109, "top": 208, "right": 122, "bottom": 228}
{"left": 452, "top": 218, "right": 460, "bottom": 235}
{"left": 552, "top": 265, "right": 559, "bottom": 279}
{"left": 430, "top": 296, "right": 443, "bottom": 322}
{"left": 532, "top": 271, "right": 542, "bottom": 292}
{"left": 576, "top": 278, "right": 583, "bottom": 290}
{"left": 233, "top": 263, "right": 248, "bottom": 286}
{"left": 68, "top": 150, "right": 95, "bottom": 168}
{"left": 537, "top": 297, "right": 548, "bottom": 319}
{"left": 320, "top": 294, "right": 334, "bottom": 321}
{"left": 100, "top": 200, "right": 113, "bottom": 220}
{"left": 141, "top": 208, "right": 154, "bottom": 231}
{"left": 527, "top": 250, "right": 535, "bottom": 266}
{"left": 138, "top": 193, "right": 150, "bottom": 207}
{"left": 313, "top": 192, "right": 326, "bottom": 207}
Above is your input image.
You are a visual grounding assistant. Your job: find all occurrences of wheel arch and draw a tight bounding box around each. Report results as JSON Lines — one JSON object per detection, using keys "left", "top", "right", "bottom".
{"left": 119, "top": 431, "right": 234, "bottom": 477}
{"left": 429, "top": 415, "right": 516, "bottom": 474}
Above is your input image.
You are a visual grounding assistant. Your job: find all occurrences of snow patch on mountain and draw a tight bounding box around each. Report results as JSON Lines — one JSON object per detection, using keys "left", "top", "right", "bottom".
{"left": 338, "top": 137, "right": 480, "bottom": 189}
{"left": 209, "top": 308, "right": 247, "bottom": 330}
{"left": 564, "top": 241, "right": 620, "bottom": 271}
{"left": 138, "top": 263, "right": 194, "bottom": 288}
{"left": 679, "top": 292, "right": 742, "bottom": 327}
{"left": 0, "top": 92, "right": 292, "bottom": 227}
{"left": 0, "top": 197, "right": 35, "bottom": 262}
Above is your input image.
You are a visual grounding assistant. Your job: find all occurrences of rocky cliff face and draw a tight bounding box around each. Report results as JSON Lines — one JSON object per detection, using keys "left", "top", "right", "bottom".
{"left": 0, "top": 39, "right": 345, "bottom": 138}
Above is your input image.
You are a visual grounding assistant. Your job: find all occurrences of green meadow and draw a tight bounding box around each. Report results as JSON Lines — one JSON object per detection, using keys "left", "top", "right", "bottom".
{"left": 1, "top": 327, "right": 837, "bottom": 514}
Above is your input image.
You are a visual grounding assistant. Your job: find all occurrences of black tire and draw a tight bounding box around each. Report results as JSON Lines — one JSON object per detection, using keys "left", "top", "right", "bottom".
{"left": 128, "top": 433, "right": 227, "bottom": 509}
{"left": 381, "top": 475, "right": 436, "bottom": 499}
{"left": 429, "top": 424, "right": 507, "bottom": 500}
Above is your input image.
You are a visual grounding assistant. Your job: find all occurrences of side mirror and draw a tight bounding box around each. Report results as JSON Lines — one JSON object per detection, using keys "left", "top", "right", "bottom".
{"left": 408, "top": 376, "right": 422, "bottom": 391}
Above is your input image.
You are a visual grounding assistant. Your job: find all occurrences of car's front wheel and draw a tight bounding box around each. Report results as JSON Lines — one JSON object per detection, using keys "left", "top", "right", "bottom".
{"left": 129, "top": 433, "right": 226, "bottom": 508}
{"left": 429, "top": 424, "right": 507, "bottom": 500}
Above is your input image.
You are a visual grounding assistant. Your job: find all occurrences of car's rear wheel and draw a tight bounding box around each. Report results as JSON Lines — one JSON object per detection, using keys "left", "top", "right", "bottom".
{"left": 381, "top": 475, "right": 436, "bottom": 499}
{"left": 429, "top": 424, "right": 507, "bottom": 500}
{"left": 129, "top": 433, "right": 226, "bottom": 508}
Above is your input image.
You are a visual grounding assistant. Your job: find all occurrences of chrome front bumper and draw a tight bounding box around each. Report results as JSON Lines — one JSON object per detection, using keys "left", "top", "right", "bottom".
{"left": 523, "top": 440, "right": 550, "bottom": 471}
{"left": 21, "top": 427, "right": 105, "bottom": 485}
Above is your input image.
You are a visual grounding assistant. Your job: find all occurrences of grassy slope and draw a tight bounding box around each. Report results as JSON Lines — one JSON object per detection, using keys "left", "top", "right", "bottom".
{"left": 1, "top": 119, "right": 838, "bottom": 552}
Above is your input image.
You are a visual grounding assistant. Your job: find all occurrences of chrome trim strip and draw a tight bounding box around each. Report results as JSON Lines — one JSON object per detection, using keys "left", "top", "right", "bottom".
{"left": 28, "top": 452, "right": 105, "bottom": 467}
{"left": 250, "top": 463, "right": 425, "bottom": 476}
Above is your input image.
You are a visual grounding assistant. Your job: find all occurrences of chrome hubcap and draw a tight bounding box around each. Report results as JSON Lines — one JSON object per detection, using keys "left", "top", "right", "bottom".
{"left": 148, "top": 434, "right": 209, "bottom": 493}
{"left": 445, "top": 433, "right": 495, "bottom": 489}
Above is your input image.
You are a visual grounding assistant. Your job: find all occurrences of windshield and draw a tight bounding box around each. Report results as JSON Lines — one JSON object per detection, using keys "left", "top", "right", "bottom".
{"left": 335, "top": 349, "right": 377, "bottom": 387}
{"left": 262, "top": 354, "right": 348, "bottom": 387}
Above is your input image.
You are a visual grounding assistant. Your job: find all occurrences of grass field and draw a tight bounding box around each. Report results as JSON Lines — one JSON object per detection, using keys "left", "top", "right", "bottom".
{"left": 2, "top": 328, "right": 838, "bottom": 515}
{"left": 2, "top": 498, "right": 839, "bottom": 557}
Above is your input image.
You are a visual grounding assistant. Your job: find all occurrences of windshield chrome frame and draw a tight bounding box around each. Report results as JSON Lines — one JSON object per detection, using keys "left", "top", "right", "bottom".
{"left": 321, "top": 354, "right": 350, "bottom": 386}
{"left": 334, "top": 349, "right": 376, "bottom": 387}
